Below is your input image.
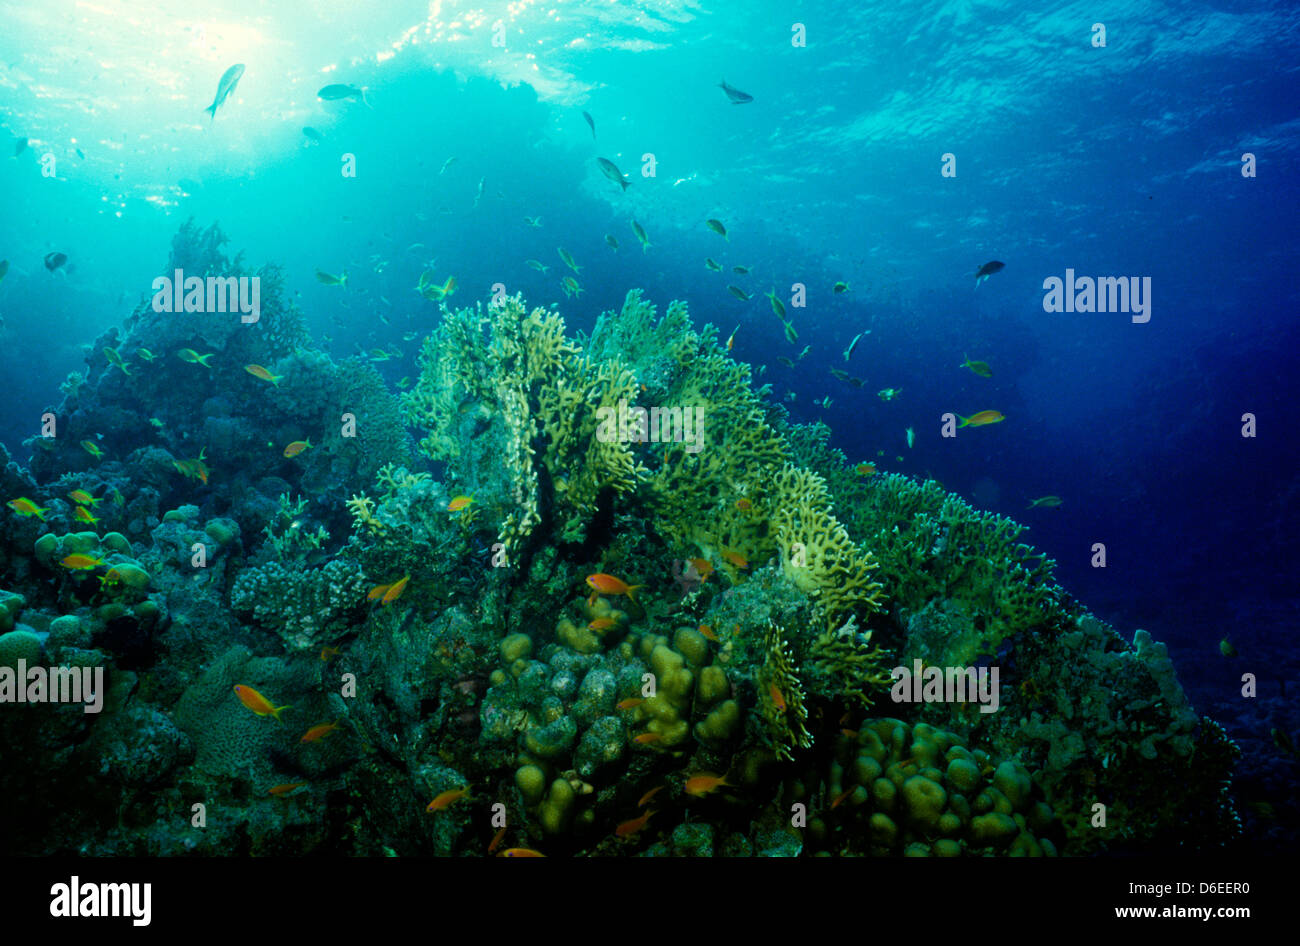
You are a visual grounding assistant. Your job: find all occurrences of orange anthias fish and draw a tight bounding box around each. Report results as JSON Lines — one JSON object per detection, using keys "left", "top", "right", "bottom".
{"left": 300, "top": 720, "right": 341, "bottom": 743}
{"left": 68, "top": 490, "right": 101, "bottom": 506}
{"left": 638, "top": 785, "right": 664, "bottom": 807}
{"left": 283, "top": 439, "right": 313, "bottom": 458}
{"left": 61, "top": 553, "right": 105, "bottom": 570}
{"left": 319, "top": 646, "right": 341, "bottom": 661}
{"left": 586, "top": 573, "right": 643, "bottom": 601}
{"left": 768, "top": 682, "right": 787, "bottom": 714}
{"left": 7, "top": 497, "right": 48, "bottom": 520}
{"left": 615, "top": 809, "right": 655, "bottom": 839}
{"left": 956, "top": 410, "right": 1005, "bottom": 428}
{"left": 855, "top": 462, "right": 876, "bottom": 476}
{"left": 267, "top": 782, "right": 308, "bottom": 796}
{"left": 81, "top": 440, "right": 105, "bottom": 459}
{"left": 698, "top": 624, "right": 719, "bottom": 642}
{"left": 684, "top": 773, "right": 730, "bottom": 797}
{"left": 380, "top": 574, "right": 410, "bottom": 605}
{"left": 233, "top": 684, "right": 290, "bottom": 721}
{"left": 427, "top": 786, "right": 470, "bottom": 812}
{"left": 687, "top": 557, "right": 714, "bottom": 581}
{"left": 173, "top": 448, "right": 210, "bottom": 485}
{"left": 588, "top": 617, "right": 617, "bottom": 632}
{"left": 499, "top": 848, "right": 545, "bottom": 857}
{"left": 244, "top": 364, "right": 284, "bottom": 385}
{"left": 633, "top": 732, "right": 663, "bottom": 745}
{"left": 616, "top": 697, "right": 645, "bottom": 711}
{"left": 830, "top": 788, "right": 855, "bottom": 809}
{"left": 447, "top": 495, "right": 473, "bottom": 512}
{"left": 721, "top": 549, "right": 749, "bottom": 570}
{"left": 73, "top": 506, "right": 100, "bottom": 525}
{"left": 487, "top": 825, "right": 508, "bottom": 854}
{"left": 734, "top": 498, "right": 753, "bottom": 512}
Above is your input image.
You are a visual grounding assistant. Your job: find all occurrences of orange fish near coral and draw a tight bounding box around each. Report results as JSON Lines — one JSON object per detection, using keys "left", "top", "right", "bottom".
{"left": 300, "top": 720, "right": 341, "bottom": 743}
{"left": 698, "top": 624, "right": 719, "bottom": 642}
{"left": 267, "top": 782, "right": 308, "bottom": 796}
{"left": 283, "top": 439, "right": 313, "bottom": 458}
{"left": 638, "top": 785, "right": 664, "bottom": 807}
{"left": 687, "top": 558, "right": 714, "bottom": 581}
{"left": 615, "top": 809, "right": 655, "bottom": 838}
{"left": 588, "top": 617, "right": 617, "bottom": 632}
{"left": 173, "top": 448, "right": 210, "bottom": 485}
{"left": 499, "top": 848, "right": 545, "bottom": 857}
{"left": 633, "top": 732, "right": 663, "bottom": 745}
{"left": 233, "top": 684, "right": 289, "bottom": 721}
{"left": 427, "top": 786, "right": 470, "bottom": 812}
{"left": 447, "top": 495, "right": 473, "bottom": 512}
{"left": 721, "top": 549, "right": 749, "bottom": 570}
{"left": 488, "top": 825, "right": 508, "bottom": 854}
{"left": 68, "top": 490, "right": 101, "bottom": 506}
{"left": 319, "top": 646, "right": 341, "bottom": 661}
{"left": 956, "top": 410, "right": 1005, "bottom": 428}
{"left": 60, "top": 553, "right": 104, "bottom": 570}
{"left": 854, "top": 462, "right": 876, "bottom": 476}
{"left": 830, "top": 788, "right": 855, "bottom": 809}
{"left": 73, "top": 506, "right": 100, "bottom": 525}
{"left": 684, "top": 773, "right": 730, "bottom": 797}
{"left": 586, "top": 573, "right": 642, "bottom": 601}
{"left": 616, "top": 697, "right": 645, "bottom": 711}
{"left": 734, "top": 498, "right": 753, "bottom": 512}
{"left": 768, "top": 682, "right": 787, "bottom": 714}
{"left": 381, "top": 574, "right": 410, "bottom": 605}
{"left": 7, "top": 497, "right": 48, "bottom": 520}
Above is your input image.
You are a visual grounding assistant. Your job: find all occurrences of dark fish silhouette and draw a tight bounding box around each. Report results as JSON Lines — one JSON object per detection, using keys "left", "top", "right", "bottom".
{"left": 718, "top": 79, "right": 753, "bottom": 104}
{"left": 975, "top": 260, "right": 1004, "bottom": 286}
{"left": 302, "top": 126, "right": 323, "bottom": 143}
{"left": 204, "top": 63, "right": 245, "bottom": 121}
{"left": 318, "top": 84, "right": 370, "bottom": 107}
{"left": 13, "top": 137, "right": 27, "bottom": 156}
{"left": 44, "top": 252, "right": 68, "bottom": 271}
{"left": 582, "top": 110, "right": 596, "bottom": 140}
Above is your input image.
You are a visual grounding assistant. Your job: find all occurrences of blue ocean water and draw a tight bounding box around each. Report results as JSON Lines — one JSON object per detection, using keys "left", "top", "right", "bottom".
{"left": 1, "top": 1, "right": 1296, "bottom": 857}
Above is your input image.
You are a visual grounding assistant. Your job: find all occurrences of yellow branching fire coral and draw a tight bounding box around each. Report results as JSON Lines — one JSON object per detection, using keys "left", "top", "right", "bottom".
{"left": 808, "top": 616, "right": 895, "bottom": 709}
{"left": 403, "top": 295, "right": 646, "bottom": 555}
{"left": 757, "top": 622, "right": 813, "bottom": 761}
{"left": 767, "top": 464, "right": 885, "bottom": 628}
{"left": 345, "top": 493, "right": 384, "bottom": 534}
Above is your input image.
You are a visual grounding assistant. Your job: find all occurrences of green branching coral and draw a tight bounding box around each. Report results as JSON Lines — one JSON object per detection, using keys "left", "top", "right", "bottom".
{"left": 842, "top": 472, "right": 1071, "bottom": 656}
{"left": 404, "top": 295, "right": 646, "bottom": 556}
{"left": 262, "top": 493, "right": 328, "bottom": 560}
{"left": 767, "top": 464, "right": 885, "bottom": 628}
{"left": 755, "top": 622, "right": 813, "bottom": 762}
{"left": 806, "top": 616, "right": 894, "bottom": 710}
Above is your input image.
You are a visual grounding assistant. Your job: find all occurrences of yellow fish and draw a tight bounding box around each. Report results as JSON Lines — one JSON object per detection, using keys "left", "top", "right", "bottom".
{"left": 7, "top": 497, "right": 48, "bottom": 519}
{"left": 103, "top": 346, "right": 132, "bottom": 375}
{"left": 61, "top": 553, "right": 104, "bottom": 570}
{"left": 176, "top": 348, "right": 215, "bottom": 368}
{"left": 68, "top": 489, "right": 100, "bottom": 506}
{"left": 81, "top": 440, "right": 105, "bottom": 459}
{"left": 244, "top": 364, "right": 284, "bottom": 385}
{"left": 73, "top": 505, "right": 100, "bottom": 525}
{"left": 283, "top": 439, "right": 312, "bottom": 458}
{"left": 957, "top": 410, "right": 1005, "bottom": 427}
